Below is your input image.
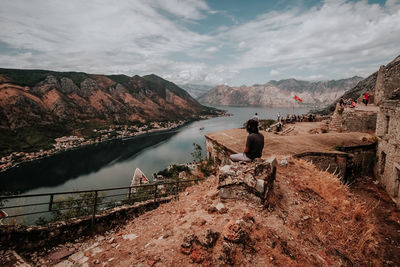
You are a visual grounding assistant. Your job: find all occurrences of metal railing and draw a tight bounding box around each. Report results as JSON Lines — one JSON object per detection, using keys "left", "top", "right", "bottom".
{"left": 0, "top": 178, "right": 204, "bottom": 226}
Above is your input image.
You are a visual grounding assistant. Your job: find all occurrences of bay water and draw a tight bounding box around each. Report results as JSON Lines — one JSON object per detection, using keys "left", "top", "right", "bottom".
{"left": 0, "top": 106, "right": 309, "bottom": 224}
{"left": 1, "top": 106, "right": 310, "bottom": 195}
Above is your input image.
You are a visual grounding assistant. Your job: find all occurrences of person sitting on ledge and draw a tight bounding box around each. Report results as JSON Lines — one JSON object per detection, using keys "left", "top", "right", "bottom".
{"left": 230, "top": 119, "right": 264, "bottom": 162}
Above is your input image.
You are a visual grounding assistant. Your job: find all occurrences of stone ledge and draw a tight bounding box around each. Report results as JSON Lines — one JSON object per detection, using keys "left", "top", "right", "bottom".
{"left": 0, "top": 197, "right": 172, "bottom": 252}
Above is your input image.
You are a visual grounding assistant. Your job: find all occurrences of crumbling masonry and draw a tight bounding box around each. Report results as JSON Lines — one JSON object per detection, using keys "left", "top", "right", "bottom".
{"left": 375, "top": 57, "right": 400, "bottom": 206}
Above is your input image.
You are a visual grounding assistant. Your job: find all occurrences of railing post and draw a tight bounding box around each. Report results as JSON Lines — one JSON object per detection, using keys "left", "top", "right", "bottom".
{"left": 49, "top": 194, "right": 54, "bottom": 211}
{"left": 175, "top": 180, "right": 180, "bottom": 200}
{"left": 154, "top": 183, "right": 157, "bottom": 202}
{"left": 91, "top": 191, "right": 98, "bottom": 227}
{"left": 128, "top": 187, "right": 132, "bottom": 202}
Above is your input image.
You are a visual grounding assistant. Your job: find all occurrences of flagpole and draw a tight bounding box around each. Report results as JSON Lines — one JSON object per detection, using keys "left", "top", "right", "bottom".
{"left": 292, "top": 94, "right": 294, "bottom": 114}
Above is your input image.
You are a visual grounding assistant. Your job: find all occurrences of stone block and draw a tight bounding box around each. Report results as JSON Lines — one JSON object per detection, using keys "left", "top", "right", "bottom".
{"left": 255, "top": 179, "right": 264, "bottom": 194}
{"left": 218, "top": 158, "right": 277, "bottom": 204}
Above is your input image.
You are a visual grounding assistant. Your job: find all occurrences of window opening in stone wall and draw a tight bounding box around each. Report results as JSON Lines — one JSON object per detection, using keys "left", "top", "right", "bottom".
{"left": 394, "top": 166, "right": 400, "bottom": 197}
{"left": 385, "top": 115, "right": 390, "bottom": 134}
{"left": 380, "top": 152, "right": 386, "bottom": 175}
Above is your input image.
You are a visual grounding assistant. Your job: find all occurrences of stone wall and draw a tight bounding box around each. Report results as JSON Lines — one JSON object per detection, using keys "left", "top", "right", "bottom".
{"left": 0, "top": 198, "right": 171, "bottom": 252}
{"left": 336, "top": 143, "right": 377, "bottom": 181}
{"left": 341, "top": 109, "right": 377, "bottom": 133}
{"left": 205, "top": 137, "right": 234, "bottom": 166}
{"left": 293, "top": 143, "right": 376, "bottom": 183}
{"left": 293, "top": 151, "right": 348, "bottom": 179}
{"left": 206, "top": 135, "right": 376, "bottom": 183}
{"left": 376, "top": 101, "right": 400, "bottom": 206}
{"left": 374, "top": 55, "right": 400, "bottom": 206}
{"left": 374, "top": 56, "right": 400, "bottom": 105}
{"left": 329, "top": 105, "right": 377, "bottom": 133}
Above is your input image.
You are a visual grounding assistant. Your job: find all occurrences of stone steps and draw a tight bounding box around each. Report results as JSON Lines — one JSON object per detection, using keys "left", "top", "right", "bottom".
{"left": 329, "top": 112, "right": 343, "bottom": 132}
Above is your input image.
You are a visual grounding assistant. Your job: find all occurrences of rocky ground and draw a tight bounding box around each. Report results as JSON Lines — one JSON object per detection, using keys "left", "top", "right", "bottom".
{"left": 13, "top": 158, "right": 400, "bottom": 266}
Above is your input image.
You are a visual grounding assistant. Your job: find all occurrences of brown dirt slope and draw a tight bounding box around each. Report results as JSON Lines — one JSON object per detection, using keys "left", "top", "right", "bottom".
{"left": 31, "top": 159, "right": 400, "bottom": 266}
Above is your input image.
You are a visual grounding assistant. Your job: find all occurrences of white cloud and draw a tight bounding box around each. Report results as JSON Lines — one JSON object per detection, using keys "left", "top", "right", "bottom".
{"left": 150, "top": 0, "right": 210, "bottom": 20}
{"left": 205, "top": 46, "right": 218, "bottom": 53}
{"left": 221, "top": 0, "right": 400, "bottom": 81}
{"left": 0, "top": 0, "right": 212, "bottom": 74}
{"left": 0, "top": 0, "right": 399, "bottom": 85}
{"left": 270, "top": 69, "right": 280, "bottom": 77}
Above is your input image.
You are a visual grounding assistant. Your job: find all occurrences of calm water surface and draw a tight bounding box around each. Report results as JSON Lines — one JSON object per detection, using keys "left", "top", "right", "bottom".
{"left": 0, "top": 106, "right": 310, "bottom": 195}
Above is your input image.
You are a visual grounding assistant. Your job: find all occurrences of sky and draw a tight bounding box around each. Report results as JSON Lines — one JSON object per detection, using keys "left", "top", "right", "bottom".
{"left": 0, "top": 0, "right": 399, "bottom": 86}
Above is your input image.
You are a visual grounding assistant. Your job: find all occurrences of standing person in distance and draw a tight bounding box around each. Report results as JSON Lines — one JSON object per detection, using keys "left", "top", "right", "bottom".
{"left": 230, "top": 119, "right": 264, "bottom": 162}
{"left": 363, "top": 91, "right": 370, "bottom": 106}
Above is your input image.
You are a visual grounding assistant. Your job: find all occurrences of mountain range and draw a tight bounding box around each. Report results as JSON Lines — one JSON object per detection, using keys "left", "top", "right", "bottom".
{"left": 197, "top": 76, "right": 363, "bottom": 107}
{"left": 314, "top": 54, "right": 400, "bottom": 114}
{"left": 0, "top": 69, "right": 219, "bottom": 130}
{"left": 0, "top": 68, "right": 220, "bottom": 154}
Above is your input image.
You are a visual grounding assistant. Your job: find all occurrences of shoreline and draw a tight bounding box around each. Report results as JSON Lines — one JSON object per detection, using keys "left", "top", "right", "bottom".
{"left": 0, "top": 114, "right": 226, "bottom": 174}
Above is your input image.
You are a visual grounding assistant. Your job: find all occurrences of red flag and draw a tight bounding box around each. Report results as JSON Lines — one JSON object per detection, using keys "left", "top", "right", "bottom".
{"left": 294, "top": 95, "right": 303, "bottom": 102}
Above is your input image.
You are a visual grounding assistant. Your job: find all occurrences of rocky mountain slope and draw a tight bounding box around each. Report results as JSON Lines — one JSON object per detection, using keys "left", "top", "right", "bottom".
{"left": 178, "top": 83, "right": 213, "bottom": 99}
{"left": 316, "top": 54, "right": 400, "bottom": 114}
{"left": 0, "top": 69, "right": 218, "bottom": 130}
{"left": 0, "top": 68, "right": 221, "bottom": 155}
{"left": 197, "top": 77, "right": 363, "bottom": 107}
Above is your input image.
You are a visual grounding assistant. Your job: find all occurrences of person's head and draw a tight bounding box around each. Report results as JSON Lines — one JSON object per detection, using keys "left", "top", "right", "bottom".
{"left": 255, "top": 113, "right": 258, "bottom": 116}
{"left": 246, "top": 119, "right": 259, "bottom": 134}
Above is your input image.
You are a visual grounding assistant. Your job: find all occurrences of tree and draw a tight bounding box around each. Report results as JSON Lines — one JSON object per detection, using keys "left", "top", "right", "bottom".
{"left": 191, "top": 143, "right": 202, "bottom": 162}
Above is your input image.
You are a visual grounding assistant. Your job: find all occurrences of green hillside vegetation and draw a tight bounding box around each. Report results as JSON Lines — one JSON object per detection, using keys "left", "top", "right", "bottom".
{"left": 0, "top": 68, "right": 90, "bottom": 87}
{"left": 0, "top": 125, "right": 70, "bottom": 157}
{"left": 143, "top": 74, "right": 191, "bottom": 99}
{"left": 106, "top": 74, "right": 132, "bottom": 86}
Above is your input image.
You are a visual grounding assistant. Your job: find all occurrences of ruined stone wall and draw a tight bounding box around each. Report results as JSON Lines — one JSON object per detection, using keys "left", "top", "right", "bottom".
{"left": 293, "top": 144, "right": 376, "bottom": 183}
{"left": 206, "top": 135, "right": 376, "bottom": 182}
{"left": 329, "top": 105, "right": 377, "bottom": 133}
{"left": 0, "top": 198, "right": 170, "bottom": 252}
{"left": 341, "top": 109, "right": 377, "bottom": 133}
{"left": 374, "top": 57, "right": 400, "bottom": 105}
{"left": 337, "top": 144, "right": 377, "bottom": 181}
{"left": 293, "top": 152, "right": 348, "bottom": 179}
{"left": 205, "top": 137, "right": 234, "bottom": 166}
{"left": 376, "top": 101, "right": 400, "bottom": 206}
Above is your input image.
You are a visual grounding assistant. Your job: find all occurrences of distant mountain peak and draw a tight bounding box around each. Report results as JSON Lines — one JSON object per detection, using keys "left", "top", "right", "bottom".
{"left": 197, "top": 77, "right": 363, "bottom": 107}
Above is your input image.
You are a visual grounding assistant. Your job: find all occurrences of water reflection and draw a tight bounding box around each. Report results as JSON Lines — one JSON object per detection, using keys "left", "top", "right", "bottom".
{"left": 0, "top": 129, "right": 180, "bottom": 194}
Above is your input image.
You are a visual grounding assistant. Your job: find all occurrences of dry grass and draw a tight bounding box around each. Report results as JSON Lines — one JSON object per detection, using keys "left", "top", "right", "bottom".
{"left": 33, "top": 159, "right": 396, "bottom": 266}
{"left": 281, "top": 159, "right": 381, "bottom": 265}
